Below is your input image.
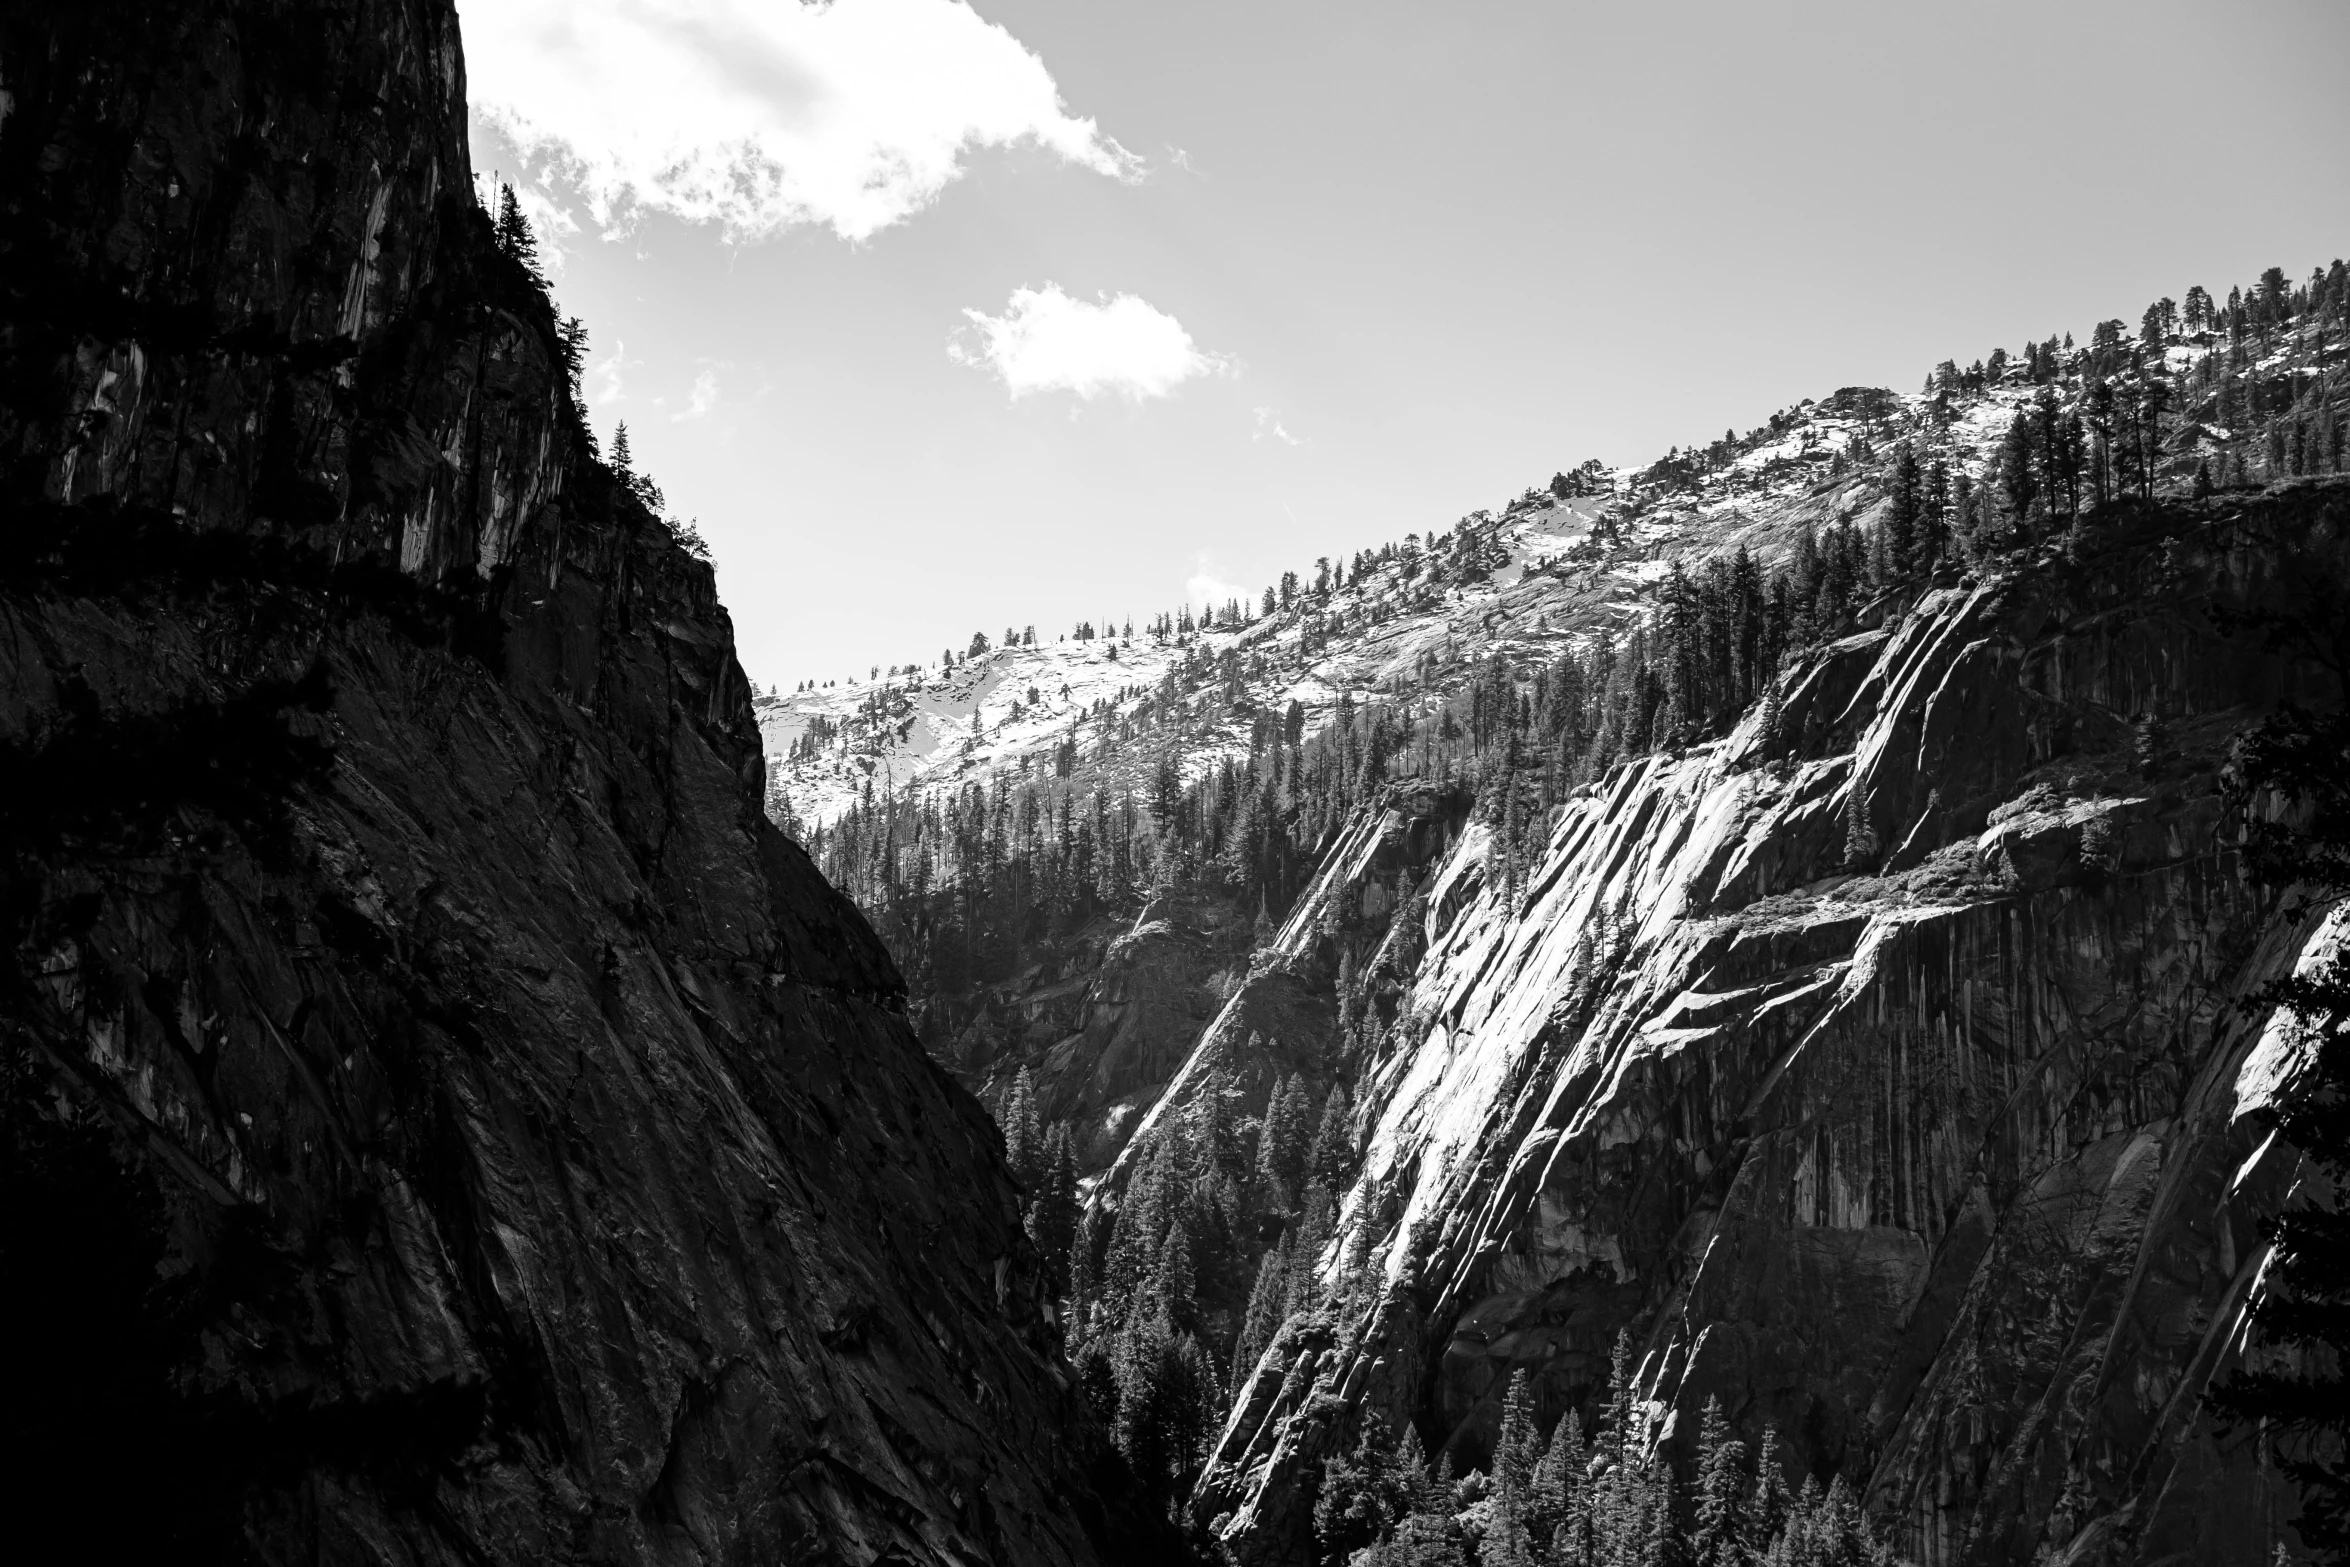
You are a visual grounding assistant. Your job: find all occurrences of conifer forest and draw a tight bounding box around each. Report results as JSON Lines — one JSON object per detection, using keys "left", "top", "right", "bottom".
{"left": 764, "top": 262, "right": 2350, "bottom": 1565}
{"left": 4, "top": 3, "right": 2348, "bottom": 1565}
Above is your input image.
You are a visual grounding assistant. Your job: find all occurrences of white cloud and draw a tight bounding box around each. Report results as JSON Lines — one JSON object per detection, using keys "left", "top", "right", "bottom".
{"left": 675, "top": 367, "right": 722, "bottom": 421}
{"left": 1252, "top": 406, "right": 1301, "bottom": 445}
{"left": 951, "top": 284, "right": 1228, "bottom": 402}
{"left": 465, "top": 0, "right": 1137, "bottom": 243}
{"left": 592, "top": 339, "right": 631, "bottom": 404}
{"left": 1186, "top": 555, "right": 1248, "bottom": 610}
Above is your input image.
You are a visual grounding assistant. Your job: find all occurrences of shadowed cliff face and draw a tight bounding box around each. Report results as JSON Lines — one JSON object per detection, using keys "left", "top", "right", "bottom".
{"left": 931, "top": 891, "right": 1255, "bottom": 1171}
{"left": 0, "top": 4, "right": 1161, "bottom": 1563}
{"left": 1183, "top": 483, "right": 2349, "bottom": 1566}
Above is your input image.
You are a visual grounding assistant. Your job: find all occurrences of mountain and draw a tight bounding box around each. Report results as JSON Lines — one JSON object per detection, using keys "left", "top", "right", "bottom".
{"left": 9, "top": 1, "right": 2345, "bottom": 1560}
{"left": 765, "top": 269, "right": 2350, "bottom": 1563}
{"left": 0, "top": 4, "right": 1170, "bottom": 1563}
{"left": 760, "top": 303, "right": 2346, "bottom": 1174}
{"left": 1193, "top": 479, "right": 2348, "bottom": 1567}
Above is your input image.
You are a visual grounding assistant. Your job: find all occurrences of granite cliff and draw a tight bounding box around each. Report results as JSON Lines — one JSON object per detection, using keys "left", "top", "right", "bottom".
{"left": 8, "top": 4, "right": 2346, "bottom": 1562}
{"left": 746, "top": 212, "right": 2348, "bottom": 1557}
{"left": 0, "top": 3, "right": 1162, "bottom": 1563}
{"left": 758, "top": 250, "right": 2350, "bottom": 1561}
{"left": 1185, "top": 480, "right": 2349, "bottom": 1565}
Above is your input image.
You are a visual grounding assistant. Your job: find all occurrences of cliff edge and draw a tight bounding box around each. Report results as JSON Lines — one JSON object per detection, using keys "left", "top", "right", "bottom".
{"left": 0, "top": 3, "right": 1157, "bottom": 1562}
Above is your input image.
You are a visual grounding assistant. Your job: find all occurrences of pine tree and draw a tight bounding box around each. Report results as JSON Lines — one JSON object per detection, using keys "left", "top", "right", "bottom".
{"left": 1003, "top": 1066, "right": 1042, "bottom": 1185}
{"left": 1487, "top": 1474, "right": 1540, "bottom": 1567}
{"left": 1154, "top": 1212, "right": 1197, "bottom": 1325}
{"left": 2056, "top": 412, "right": 2088, "bottom": 519}
{"left": 2000, "top": 411, "right": 2039, "bottom": 527}
{"left": 1232, "top": 1242, "right": 1286, "bottom": 1384}
{"left": 1640, "top": 1459, "right": 1678, "bottom": 1567}
{"left": 1747, "top": 1425, "right": 1792, "bottom": 1558}
{"left": 1886, "top": 442, "right": 1922, "bottom": 575}
{"left": 2136, "top": 375, "right": 2173, "bottom": 498}
{"left": 1101, "top": 1136, "right": 1177, "bottom": 1306}
{"left": 1317, "top": 1418, "right": 1412, "bottom": 1563}
{"left": 1496, "top": 1369, "right": 1541, "bottom": 1499}
{"left": 557, "top": 316, "right": 590, "bottom": 416}
{"left": 1531, "top": 1408, "right": 1586, "bottom": 1556}
{"left": 1819, "top": 1476, "right": 1873, "bottom": 1567}
{"left": 1256, "top": 1073, "right": 1313, "bottom": 1200}
{"left": 1072, "top": 1333, "right": 1119, "bottom": 1424}
{"left": 1758, "top": 675, "right": 1787, "bottom": 770}
{"left": 1113, "top": 1309, "right": 1180, "bottom": 1497}
{"left": 1921, "top": 458, "right": 1951, "bottom": 568}
{"left": 1310, "top": 1081, "right": 1354, "bottom": 1187}
{"left": 1783, "top": 1476, "right": 1823, "bottom": 1567}
{"left": 494, "top": 183, "right": 544, "bottom": 288}
{"left": 1282, "top": 1184, "right": 1336, "bottom": 1321}
{"left": 1026, "top": 1124, "right": 1080, "bottom": 1295}
{"left": 1843, "top": 781, "right": 1877, "bottom": 871}
{"left": 1399, "top": 1423, "right": 1447, "bottom": 1518}
{"left": 1690, "top": 1397, "right": 1747, "bottom": 1567}
{"left": 1605, "top": 1329, "right": 1638, "bottom": 1465}
{"left": 1165, "top": 1329, "right": 1222, "bottom": 1487}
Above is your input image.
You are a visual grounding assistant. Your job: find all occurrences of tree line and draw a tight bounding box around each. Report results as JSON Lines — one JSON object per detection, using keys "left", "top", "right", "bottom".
{"left": 1319, "top": 1351, "right": 1900, "bottom": 1567}
{"left": 786, "top": 257, "right": 2346, "bottom": 1551}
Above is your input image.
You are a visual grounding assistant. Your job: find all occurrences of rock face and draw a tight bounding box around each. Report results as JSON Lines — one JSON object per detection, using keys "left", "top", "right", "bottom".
{"left": 1103, "top": 793, "right": 1463, "bottom": 1192}
{"left": 0, "top": 4, "right": 1157, "bottom": 1563}
{"left": 1189, "top": 484, "right": 2349, "bottom": 1565}
{"left": 935, "top": 891, "right": 1259, "bottom": 1170}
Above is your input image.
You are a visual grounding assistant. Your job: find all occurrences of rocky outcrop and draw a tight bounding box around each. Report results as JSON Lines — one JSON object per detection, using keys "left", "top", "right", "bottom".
{"left": 936, "top": 891, "right": 1255, "bottom": 1169}
{"left": 1191, "top": 484, "right": 2349, "bottom": 1565}
{"left": 1103, "top": 792, "right": 1463, "bottom": 1191}
{"left": 0, "top": 4, "right": 1159, "bottom": 1563}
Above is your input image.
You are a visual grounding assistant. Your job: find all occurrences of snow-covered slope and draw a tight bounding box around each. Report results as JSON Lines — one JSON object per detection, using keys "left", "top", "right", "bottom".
{"left": 759, "top": 372, "right": 2127, "bottom": 830}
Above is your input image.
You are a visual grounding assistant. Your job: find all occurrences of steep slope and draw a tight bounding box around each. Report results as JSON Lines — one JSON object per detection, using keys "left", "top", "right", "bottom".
{"left": 748, "top": 266, "right": 2348, "bottom": 1554}
{"left": 765, "top": 292, "right": 2347, "bottom": 1197}
{"left": 749, "top": 246, "right": 2348, "bottom": 1554}
{"left": 0, "top": 4, "right": 1158, "bottom": 1563}
{"left": 1187, "top": 479, "right": 2349, "bottom": 1565}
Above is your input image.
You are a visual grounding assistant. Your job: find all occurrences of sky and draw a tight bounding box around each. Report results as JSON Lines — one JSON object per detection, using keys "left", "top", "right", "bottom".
{"left": 461, "top": 0, "right": 2350, "bottom": 692}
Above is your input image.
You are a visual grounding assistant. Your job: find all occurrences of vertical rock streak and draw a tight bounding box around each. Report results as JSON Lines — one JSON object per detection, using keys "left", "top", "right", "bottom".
{"left": 1196, "top": 487, "right": 2347, "bottom": 1565}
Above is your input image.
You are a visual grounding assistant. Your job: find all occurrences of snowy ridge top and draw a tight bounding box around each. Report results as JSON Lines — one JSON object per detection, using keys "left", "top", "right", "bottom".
{"left": 762, "top": 319, "right": 2325, "bottom": 830}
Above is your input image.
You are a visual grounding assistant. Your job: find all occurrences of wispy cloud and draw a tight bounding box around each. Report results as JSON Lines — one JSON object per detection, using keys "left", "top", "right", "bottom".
{"left": 467, "top": 0, "right": 1137, "bottom": 243}
{"left": 674, "top": 367, "right": 722, "bottom": 422}
{"left": 1253, "top": 406, "right": 1301, "bottom": 446}
{"left": 951, "top": 284, "right": 1229, "bottom": 402}
{"left": 592, "top": 339, "right": 632, "bottom": 404}
{"left": 1186, "top": 554, "right": 1249, "bottom": 609}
